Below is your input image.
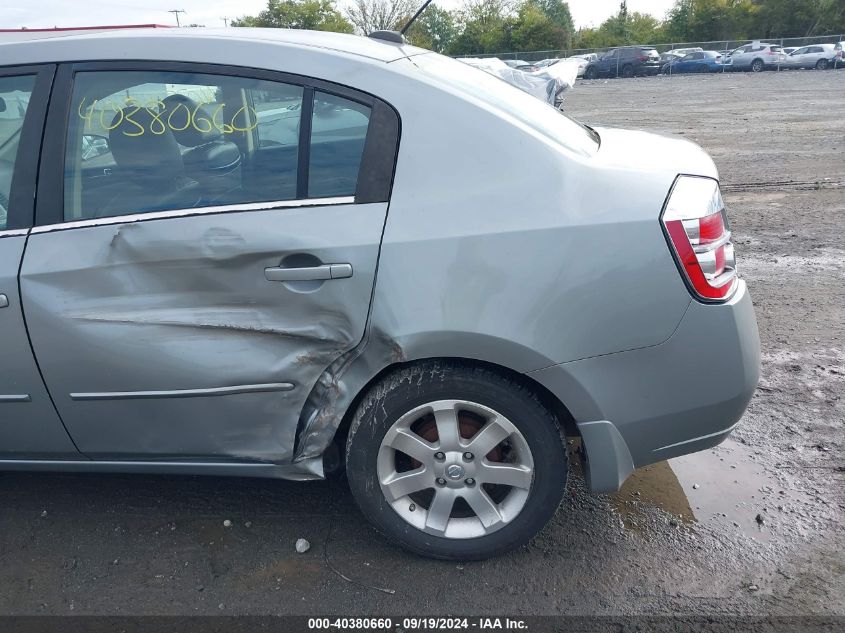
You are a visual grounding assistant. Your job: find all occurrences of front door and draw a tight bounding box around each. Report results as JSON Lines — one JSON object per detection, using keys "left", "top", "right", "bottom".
{"left": 0, "top": 66, "right": 79, "bottom": 458}
{"left": 21, "top": 63, "right": 398, "bottom": 462}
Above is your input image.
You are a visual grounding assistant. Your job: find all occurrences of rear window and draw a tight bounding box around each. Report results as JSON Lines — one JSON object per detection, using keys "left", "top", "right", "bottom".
{"left": 411, "top": 54, "right": 599, "bottom": 157}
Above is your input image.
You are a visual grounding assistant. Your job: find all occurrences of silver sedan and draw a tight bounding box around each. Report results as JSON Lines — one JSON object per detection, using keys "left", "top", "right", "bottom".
{"left": 782, "top": 44, "right": 837, "bottom": 70}
{"left": 0, "top": 27, "right": 759, "bottom": 560}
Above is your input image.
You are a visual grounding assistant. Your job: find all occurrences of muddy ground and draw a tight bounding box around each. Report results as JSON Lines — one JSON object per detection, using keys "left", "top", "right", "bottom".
{"left": 0, "top": 71, "right": 842, "bottom": 617}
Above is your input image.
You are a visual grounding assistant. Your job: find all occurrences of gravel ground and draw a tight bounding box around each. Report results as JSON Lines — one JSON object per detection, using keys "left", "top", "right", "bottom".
{"left": 0, "top": 70, "right": 843, "bottom": 617}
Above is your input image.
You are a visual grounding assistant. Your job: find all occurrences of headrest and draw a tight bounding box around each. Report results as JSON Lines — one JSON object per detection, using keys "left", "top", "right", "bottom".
{"left": 161, "top": 94, "right": 223, "bottom": 147}
{"left": 108, "top": 107, "right": 184, "bottom": 177}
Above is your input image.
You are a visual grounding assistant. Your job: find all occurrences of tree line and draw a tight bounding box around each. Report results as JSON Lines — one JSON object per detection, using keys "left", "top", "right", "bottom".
{"left": 232, "top": 0, "right": 845, "bottom": 55}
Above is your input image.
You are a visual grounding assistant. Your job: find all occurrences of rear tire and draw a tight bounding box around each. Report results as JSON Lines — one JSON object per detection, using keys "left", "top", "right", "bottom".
{"left": 816, "top": 59, "right": 829, "bottom": 70}
{"left": 621, "top": 64, "right": 634, "bottom": 78}
{"left": 584, "top": 66, "right": 597, "bottom": 80}
{"left": 751, "top": 59, "right": 764, "bottom": 72}
{"left": 345, "top": 361, "right": 568, "bottom": 560}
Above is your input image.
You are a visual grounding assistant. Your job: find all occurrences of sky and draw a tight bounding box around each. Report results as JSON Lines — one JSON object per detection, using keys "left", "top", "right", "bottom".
{"left": 1, "top": 0, "right": 677, "bottom": 31}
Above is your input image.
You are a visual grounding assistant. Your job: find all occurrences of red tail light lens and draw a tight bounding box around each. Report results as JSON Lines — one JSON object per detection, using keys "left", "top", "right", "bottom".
{"left": 662, "top": 176, "right": 737, "bottom": 302}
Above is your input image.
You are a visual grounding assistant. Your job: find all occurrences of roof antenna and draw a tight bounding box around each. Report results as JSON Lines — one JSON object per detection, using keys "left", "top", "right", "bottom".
{"left": 368, "top": 0, "right": 435, "bottom": 43}
{"left": 400, "top": 0, "right": 435, "bottom": 35}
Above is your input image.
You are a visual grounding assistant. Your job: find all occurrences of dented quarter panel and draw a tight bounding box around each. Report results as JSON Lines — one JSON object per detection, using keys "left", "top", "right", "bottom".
{"left": 20, "top": 203, "right": 387, "bottom": 460}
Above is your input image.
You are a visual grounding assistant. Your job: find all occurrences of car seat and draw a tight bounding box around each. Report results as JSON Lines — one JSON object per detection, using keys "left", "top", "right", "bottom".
{"left": 96, "top": 107, "right": 201, "bottom": 218}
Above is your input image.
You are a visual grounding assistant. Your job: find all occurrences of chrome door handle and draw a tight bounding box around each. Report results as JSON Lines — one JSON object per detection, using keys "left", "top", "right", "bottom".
{"left": 264, "top": 263, "right": 353, "bottom": 282}
{"left": 0, "top": 294, "right": 8, "bottom": 309}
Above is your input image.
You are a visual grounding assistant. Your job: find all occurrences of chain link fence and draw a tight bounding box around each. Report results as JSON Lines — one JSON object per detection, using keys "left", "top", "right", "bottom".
{"left": 456, "top": 34, "right": 845, "bottom": 75}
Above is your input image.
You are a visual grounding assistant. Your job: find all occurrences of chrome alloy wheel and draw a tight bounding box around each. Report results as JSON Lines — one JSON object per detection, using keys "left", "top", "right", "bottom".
{"left": 377, "top": 399, "right": 534, "bottom": 539}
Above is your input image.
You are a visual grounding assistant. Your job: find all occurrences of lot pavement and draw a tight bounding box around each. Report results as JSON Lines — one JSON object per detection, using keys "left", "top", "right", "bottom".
{"left": 1, "top": 71, "right": 843, "bottom": 617}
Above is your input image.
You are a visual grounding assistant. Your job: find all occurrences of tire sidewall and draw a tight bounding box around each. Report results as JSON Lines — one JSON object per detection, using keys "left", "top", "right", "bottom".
{"left": 346, "top": 365, "right": 568, "bottom": 560}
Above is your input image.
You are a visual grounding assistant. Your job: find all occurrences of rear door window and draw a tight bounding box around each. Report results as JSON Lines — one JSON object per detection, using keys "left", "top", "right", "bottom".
{"left": 309, "top": 92, "right": 370, "bottom": 198}
{"left": 63, "top": 70, "right": 373, "bottom": 221}
{"left": 0, "top": 75, "right": 36, "bottom": 230}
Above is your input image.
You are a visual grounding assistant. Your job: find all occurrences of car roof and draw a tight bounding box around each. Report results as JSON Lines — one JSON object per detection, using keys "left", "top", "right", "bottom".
{"left": 0, "top": 27, "right": 425, "bottom": 64}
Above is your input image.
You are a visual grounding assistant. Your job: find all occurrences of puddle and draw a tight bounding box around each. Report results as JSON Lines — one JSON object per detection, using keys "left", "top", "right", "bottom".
{"left": 610, "top": 461, "right": 694, "bottom": 532}
{"left": 669, "top": 438, "right": 800, "bottom": 543}
{"left": 608, "top": 438, "right": 813, "bottom": 543}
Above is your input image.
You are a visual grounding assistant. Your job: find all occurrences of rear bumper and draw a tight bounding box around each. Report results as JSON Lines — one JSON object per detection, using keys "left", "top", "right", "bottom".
{"left": 531, "top": 280, "right": 760, "bottom": 492}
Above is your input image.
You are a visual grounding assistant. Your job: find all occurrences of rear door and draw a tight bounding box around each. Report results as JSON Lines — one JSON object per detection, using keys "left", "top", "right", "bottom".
{"left": 599, "top": 50, "right": 617, "bottom": 75}
{"left": 690, "top": 52, "right": 706, "bottom": 71}
{"left": 21, "top": 62, "right": 399, "bottom": 462}
{"left": 678, "top": 54, "right": 696, "bottom": 72}
{"left": 0, "top": 65, "right": 79, "bottom": 458}
{"left": 807, "top": 46, "right": 824, "bottom": 66}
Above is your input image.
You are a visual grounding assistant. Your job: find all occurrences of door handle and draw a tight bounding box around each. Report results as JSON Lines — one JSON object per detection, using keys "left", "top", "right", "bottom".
{"left": 0, "top": 294, "right": 8, "bottom": 309}
{"left": 264, "top": 263, "right": 353, "bottom": 282}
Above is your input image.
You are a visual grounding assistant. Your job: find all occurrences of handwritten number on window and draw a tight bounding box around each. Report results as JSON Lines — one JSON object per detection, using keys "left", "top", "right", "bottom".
{"left": 78, "top": 97, "right": 259, "bottom": 136}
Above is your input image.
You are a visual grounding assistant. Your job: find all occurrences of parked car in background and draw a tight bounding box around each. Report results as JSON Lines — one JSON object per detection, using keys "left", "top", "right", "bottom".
{"left": 833, "top": 41, "right": 845, "bottom": 68}
{"left": 535, "top": 58, "right": 560, "bottom": 69}
{"left": 727, "top": 42, "right": 786, "bottom": 72}
{"left": 0, "top": 27, "right": 759, "bottom": 561}
{"left": 662, "top": 50, "right": 723, "bottom": 74}
{"left": 665, "top": 47, "right": 704, "bottom": 58}
{"left": 583, "top": 46, "right": 660, "bottom": 79}
{"left": 782, "top": 47, "right": 799, "bottom": 55}
{"left": 660, "top": 51, "right": 685, "bottom": 65}
{"left": 782, "top": 44, "right": 837, "bottom": 70}
{"left": 503, "top": 59, "right": 539, "bottom": 73}
{"left": 569, "top": 53, "right": 597, "bottom": 77}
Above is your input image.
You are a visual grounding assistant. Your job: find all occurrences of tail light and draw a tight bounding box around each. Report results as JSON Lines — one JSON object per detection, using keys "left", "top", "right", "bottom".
{"left": 661, "top": 176, "right": 737, "bottom": 302}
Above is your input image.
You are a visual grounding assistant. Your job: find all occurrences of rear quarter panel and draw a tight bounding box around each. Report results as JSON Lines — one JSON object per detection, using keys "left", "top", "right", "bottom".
{"left": 365, "top": 57, "right": 693, "bottom": 372}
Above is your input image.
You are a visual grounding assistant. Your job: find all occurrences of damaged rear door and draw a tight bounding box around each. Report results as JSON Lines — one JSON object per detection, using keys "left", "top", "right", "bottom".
{"left": 20, "top": 62, "right": 399, "bottom": 462}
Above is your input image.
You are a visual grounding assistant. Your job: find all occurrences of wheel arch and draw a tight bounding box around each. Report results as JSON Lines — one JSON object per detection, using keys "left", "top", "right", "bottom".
{"left": 341, "top": 356, "right": 579, "bottom": 443}
{"left": 293, "top": 331, "right": 582, "bottom": 467}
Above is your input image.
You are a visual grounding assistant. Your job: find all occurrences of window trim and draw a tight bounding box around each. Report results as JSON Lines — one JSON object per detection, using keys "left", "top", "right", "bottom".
{"left": 35, "top": 60, "right": 400, "bottom": 228}
{"left": 0, "top": 64, "right": 56, "bottom": 232}
{"left": 30, "top": 196, "right": 355, "bottom": 235}
{"left": 297, "top": 86, "right": 315, "bottom": 200}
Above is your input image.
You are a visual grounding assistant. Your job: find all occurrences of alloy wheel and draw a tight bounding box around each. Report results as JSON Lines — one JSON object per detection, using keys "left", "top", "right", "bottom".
{"left": 377, "top": 399, "right": 534, "bottom": 539}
